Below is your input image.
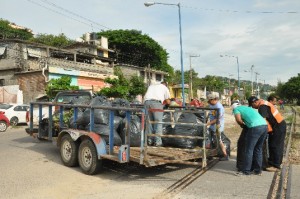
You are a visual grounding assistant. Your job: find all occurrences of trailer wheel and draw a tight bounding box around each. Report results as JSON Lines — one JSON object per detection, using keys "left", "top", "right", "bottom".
{"left": 78, "top": 139, "right": 102, "bottom": 175}
{"left": 60, "top": 134, "right": 79, "bottom": 167}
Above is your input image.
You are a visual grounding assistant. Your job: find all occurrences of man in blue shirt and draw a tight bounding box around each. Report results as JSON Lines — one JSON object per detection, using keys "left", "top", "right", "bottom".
{"left": 206, "top": 93, "right": 228, "bottom": 160}
{"left": 232, "top": 101, "right": 268, "bottom": 175}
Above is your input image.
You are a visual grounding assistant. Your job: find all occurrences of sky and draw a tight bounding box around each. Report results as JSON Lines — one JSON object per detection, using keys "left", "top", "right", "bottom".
{"left": 1, "top": 0, "right": 300, "bottom": 86}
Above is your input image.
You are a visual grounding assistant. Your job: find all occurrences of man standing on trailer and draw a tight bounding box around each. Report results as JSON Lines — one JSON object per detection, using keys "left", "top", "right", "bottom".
{"left": 144, "top": 80, "right": 171, "bottom": 147}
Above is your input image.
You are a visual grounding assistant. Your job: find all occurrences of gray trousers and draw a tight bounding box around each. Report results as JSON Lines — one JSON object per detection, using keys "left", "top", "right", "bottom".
{"left": 144, "top": 100, "right": 164, "bottom": 145}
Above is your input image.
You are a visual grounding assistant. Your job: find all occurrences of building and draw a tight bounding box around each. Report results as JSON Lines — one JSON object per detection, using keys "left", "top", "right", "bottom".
{"left": 0, "top": 33, "right": 170, "bottom": 104}
{"left": 0, "top": 37, "right": 115, "bottom": 104}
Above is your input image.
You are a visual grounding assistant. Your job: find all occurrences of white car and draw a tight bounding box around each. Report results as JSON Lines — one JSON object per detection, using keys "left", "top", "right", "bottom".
{"left": 0, "top": 103, "right": 29, "bottom": 126}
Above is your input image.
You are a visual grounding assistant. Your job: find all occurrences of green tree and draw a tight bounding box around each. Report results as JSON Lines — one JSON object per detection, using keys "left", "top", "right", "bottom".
{"left": 29, "top": 33, "right": 75, "bottom": 48}
{"left": 129, "top": 75, "right": 147, "bottom": 98}
{"left": 0, "top": 19, "right": 33, "bottom": 40}
{"left": 280, "top": 73, "right": 300, "bottom": 105}
{"left": 97, "top": 29, "right": 174, "bottom": 74}
{"left": 46, "top": 76, "right": 79, "bottom": 99}
{"left": 97, "top": 67, "right": 146, "bottom": 100}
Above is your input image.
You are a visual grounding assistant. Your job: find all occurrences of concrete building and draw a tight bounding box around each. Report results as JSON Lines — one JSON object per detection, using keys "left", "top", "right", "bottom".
{"left": 0, "top": 33, "right": 170, "bottom": 104}
{"left": 0, "top": 37, "right": 115, "bottom": 104}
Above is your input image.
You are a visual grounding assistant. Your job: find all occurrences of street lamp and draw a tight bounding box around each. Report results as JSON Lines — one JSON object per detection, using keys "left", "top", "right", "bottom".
{"left": 220, "top": 55, "right": 240, "bottom": 95}
{"left": 255, "top": 72, "right": 260, "bottom": 97}
{"left": 228, "top": 74, "right": 234, "bottom": 95}
{"left": 189, "top": 55, "right": 200, "bottom": 101}
{"left": 144, "top": 2, "right": 185, "bottom": 105}
{"left": 244, "top": 65, "right": 254, "bottom": 95}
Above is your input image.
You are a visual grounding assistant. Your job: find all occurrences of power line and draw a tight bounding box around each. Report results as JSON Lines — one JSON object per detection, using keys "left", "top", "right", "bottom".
{"left": 182, "top": 5, "right": 298, "bottom": 14}
{"left": 39, "top": 0, "right": 111, "bottom": 30}
{"left": 27, "top": 0, "right": 91, "bottom": 28}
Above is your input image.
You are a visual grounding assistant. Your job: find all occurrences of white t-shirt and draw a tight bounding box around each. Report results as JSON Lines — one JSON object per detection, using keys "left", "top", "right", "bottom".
{"left": 144, "top": 82, "right": 171, "bottom": 103}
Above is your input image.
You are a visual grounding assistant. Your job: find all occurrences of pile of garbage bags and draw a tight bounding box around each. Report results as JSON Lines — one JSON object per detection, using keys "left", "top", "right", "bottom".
{"left": 66, "top": 96, "right": 208, "bottom": 149}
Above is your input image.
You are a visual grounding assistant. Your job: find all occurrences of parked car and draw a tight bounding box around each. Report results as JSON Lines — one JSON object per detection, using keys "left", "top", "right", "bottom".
{"left": 0, "top": 111, "right": 10, "bottom": 132}
{"left": 0, "top": 103, "right": 29, "bottom": 126}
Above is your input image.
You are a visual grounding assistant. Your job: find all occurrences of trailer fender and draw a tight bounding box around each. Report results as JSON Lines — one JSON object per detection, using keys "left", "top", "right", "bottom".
{"left": 57, "top": 129, "right": 107, "bottom": 157}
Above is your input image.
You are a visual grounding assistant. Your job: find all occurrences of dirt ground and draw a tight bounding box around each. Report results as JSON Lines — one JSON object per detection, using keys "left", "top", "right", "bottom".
{"left": 223, "top": 107, "right": 241, "bottom": 150}
{"left": 289, "top": 107, "right": 300, "bottom": 164}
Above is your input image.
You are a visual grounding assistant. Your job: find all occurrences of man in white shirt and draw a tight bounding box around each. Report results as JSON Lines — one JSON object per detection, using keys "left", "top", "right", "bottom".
{"left": 144, "top": 81, "right": 171, "bottom": 146}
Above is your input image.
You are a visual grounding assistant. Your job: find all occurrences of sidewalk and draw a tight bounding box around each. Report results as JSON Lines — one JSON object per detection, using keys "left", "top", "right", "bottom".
{"left": 176, "top": 151, "right": 275, "bottom": 199}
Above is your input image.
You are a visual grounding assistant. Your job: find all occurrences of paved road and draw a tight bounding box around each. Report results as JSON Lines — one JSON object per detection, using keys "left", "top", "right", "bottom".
{"left": 0, "top": 126, "right": 199, "bottom": 199}
{"left": 2, "top": 126, "right": 298, "bottom": 199}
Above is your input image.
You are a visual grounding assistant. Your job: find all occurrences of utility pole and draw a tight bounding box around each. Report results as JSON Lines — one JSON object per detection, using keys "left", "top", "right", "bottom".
{"left": 250, "top": 65, "right": 254, "bottom": 95}
{"left": 189, "top": 55, "right": 200, "bottom": 101}
{"left": 255, "top": 72, "right": 260, "bottom": 97}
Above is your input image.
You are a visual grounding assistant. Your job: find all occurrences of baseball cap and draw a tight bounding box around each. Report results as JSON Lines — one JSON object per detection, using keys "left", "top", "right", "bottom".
{"left": 231, "top": 100, "right": 240, "bottom": 109}
{"left": 248, "top": 96, "right": 259, "bottom": 106}
{"left": 207, "top": 93, "right": 217, "bottom": 100}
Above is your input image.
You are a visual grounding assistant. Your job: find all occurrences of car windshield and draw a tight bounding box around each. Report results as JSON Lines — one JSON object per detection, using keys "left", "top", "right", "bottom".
{"left": 0, "top": 104, "right": 13, "bottom": 109}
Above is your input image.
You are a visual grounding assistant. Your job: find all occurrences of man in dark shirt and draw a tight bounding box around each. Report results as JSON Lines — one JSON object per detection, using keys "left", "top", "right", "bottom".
{"left": 248, "top": 96, "right": 286, "bottom": 172}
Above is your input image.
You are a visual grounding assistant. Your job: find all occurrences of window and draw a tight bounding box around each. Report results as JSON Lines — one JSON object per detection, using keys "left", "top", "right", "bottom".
{"left": 0, "top": 79, "right": 5, "bottom": 86}
{"left": 140, "top": 71, "right": 145, "bottom": 78}
{"left": 156, "top": 74, "right": 162, "bottom": 82}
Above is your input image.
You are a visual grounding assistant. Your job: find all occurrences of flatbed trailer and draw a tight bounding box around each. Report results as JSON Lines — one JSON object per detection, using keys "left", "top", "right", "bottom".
{"left": 26, "top": 101, "right": 219, "bottom": 175}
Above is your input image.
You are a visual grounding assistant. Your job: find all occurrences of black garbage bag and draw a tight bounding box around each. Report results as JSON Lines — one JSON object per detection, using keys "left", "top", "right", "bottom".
{"left": 113, "top": 115, "right": 123, "bottom": 130}
{"left": 69, "top": 111, "right": 86, "bottom": 129}
{"left": 111, "top": 98, "right": 130, "bottom": 117}
{"left": 162, "top": 112, "right": 174, "bottom": 144}
{"left": 82, "top": 96, "right": 112, "bottom": 125}
{"left": 70, "top": 96, "right": 91, "bottom": 112}
{"left": 209, "top": 130, "right": 231, "bottom": 157}
{"left": 85, "top": 123, "right": 122, "bottom": 146}
{"left": 163, "top": 113, "right": 204, "bottom": 149}
{"left": 119, "top": 115, "right": 142, "bottom": 147}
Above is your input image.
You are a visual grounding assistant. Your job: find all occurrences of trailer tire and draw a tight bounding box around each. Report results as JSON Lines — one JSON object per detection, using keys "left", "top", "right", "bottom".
{"left": 60, "top": 134, "right": 79, "bottom": 167}
{"left": 78, "top": 139, "right": 102, "bottom": 175}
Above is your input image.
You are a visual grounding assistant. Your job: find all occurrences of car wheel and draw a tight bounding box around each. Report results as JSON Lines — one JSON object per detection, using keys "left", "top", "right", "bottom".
{"left": 60, "top": 134, "right": 79, "bottom": 167}
{"left": 10, "top": 117, "right": 19, "bottom": 126}
{"left": 0, "top": 121, "right": 8, "bottom": 132}
{"left": 78, "top": 139, "right": 102, "bottom": 175}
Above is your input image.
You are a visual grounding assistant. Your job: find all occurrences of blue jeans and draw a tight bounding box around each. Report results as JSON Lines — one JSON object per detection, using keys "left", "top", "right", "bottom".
{"left": 144, "top": 100, "right": 164, "bottom": 145}
{"left": 243, "top": 125, "right": 268, "bottom": 174}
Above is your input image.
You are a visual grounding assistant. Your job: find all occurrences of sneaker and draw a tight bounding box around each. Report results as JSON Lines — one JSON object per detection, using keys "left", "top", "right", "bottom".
{"left": 252, "top": 171, "right": 262, "bottom": 176}
{"left": 235, "top": 171, "right": 250, "bottom": 176}
{"left": 154, "top": 143, "right": 162, "bottom": 147}
{"left": 219, "top": 155, "right": 229, "bottom": 161}
{"left": 266, "top": 166, "right": 278, "bottom": 172}
{"left": 147, "top": 140, "right": 153, "bottom": 146}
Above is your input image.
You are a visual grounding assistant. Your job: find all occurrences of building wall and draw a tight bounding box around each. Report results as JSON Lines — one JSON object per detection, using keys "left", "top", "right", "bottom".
{"left": 17, "top": 72, "right": 47, "bottom": 103}
{"left": 48, "top": 66, "right": 110, "bottom": 92}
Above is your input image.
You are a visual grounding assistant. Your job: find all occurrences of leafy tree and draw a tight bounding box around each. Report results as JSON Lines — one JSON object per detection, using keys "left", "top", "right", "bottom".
{"left": 46, "top": 76, "right": 79, "bottom": 99}
{"left": 280, "top": 73, "right": 300, "bottom": 104}
{"left": 97, "top": 29, "right": 174, "bottom": 74}
{"left": 0, "top": 19, "right": 33, "bottom": 40}
{"left": 97, "top": 67, "right": 146, "bottom": 100}
{"left": 129, "top": 75, "right": 147, "bottom": 98}
{"left": 29, "top": 33, "right": 75, "bottom": 48}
